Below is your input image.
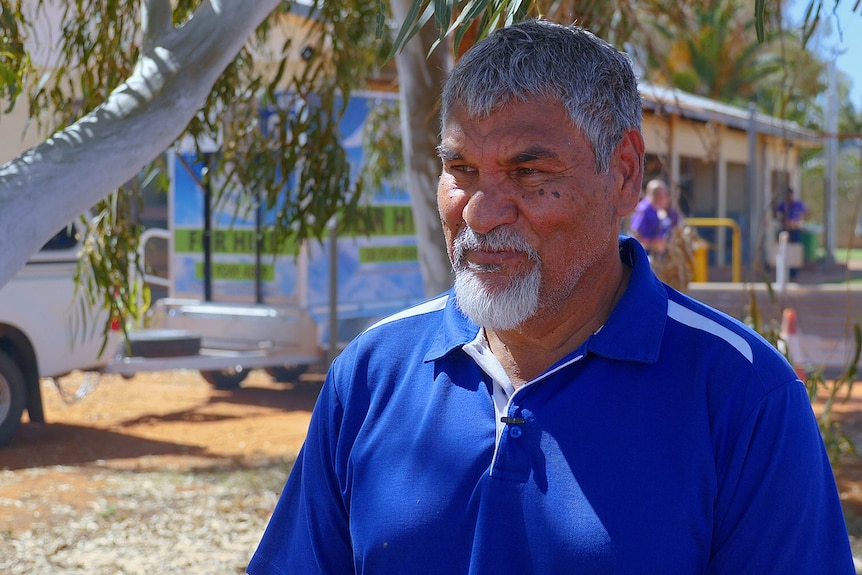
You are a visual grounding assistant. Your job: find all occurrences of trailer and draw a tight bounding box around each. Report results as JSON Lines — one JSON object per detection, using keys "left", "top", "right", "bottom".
{"left": 102, "top": 92, "right": 427, "bottom": 388}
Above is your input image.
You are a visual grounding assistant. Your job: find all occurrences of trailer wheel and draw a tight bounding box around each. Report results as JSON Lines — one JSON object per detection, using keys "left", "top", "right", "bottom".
{"left": 265, "top": 364, "right": 309, "bottom": 383}
{"left": 0, "top": 350, "right": 26, "bottom": 447}
{"left": 200, "top": 368, "right": 248, "bottom": 390}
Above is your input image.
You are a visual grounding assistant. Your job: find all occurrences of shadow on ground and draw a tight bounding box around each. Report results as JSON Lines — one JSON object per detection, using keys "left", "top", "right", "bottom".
{"left": 1, "top": 422, "right": 209, "bottom": 470}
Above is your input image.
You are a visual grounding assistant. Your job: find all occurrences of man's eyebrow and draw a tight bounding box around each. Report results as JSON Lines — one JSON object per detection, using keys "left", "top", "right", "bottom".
{"left": 436, "top": 145, "right": 558, "bottom": 163}
{"left": 511, "top": 146, "right": 558, "bottom": 163}
{"left": 436, "top": 145, "right": 461, "bottom": 161}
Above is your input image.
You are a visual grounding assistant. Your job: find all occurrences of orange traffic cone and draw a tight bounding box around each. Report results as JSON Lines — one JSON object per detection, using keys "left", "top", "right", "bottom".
{"left": 780, "top": 308, "right": 806, "bottom": 380}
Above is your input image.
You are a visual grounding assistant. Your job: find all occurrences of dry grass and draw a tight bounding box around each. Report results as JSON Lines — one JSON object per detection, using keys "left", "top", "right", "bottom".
{"left": 0, "top": 460, "right": 291, "bottom": 574}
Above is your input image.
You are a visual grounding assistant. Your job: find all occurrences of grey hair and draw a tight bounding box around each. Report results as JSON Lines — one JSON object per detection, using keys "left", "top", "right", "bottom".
{"left": 440, "top": 20, "right": 642, "bottom": 174}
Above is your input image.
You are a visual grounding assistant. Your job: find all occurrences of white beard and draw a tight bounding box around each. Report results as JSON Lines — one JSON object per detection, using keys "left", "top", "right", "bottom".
{"left": 452, "top": 227, "right": 541, "bottom": 330}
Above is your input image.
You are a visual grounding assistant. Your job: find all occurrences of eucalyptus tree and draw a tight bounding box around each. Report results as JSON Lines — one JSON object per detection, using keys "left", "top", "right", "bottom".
{"left": 0, "top": 0, "right": 389, "bottom": 328}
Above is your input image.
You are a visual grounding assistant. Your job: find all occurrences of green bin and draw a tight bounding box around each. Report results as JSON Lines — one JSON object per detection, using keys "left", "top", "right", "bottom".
{"left": 799, "top": 230, "right": 818, "bottom": 263}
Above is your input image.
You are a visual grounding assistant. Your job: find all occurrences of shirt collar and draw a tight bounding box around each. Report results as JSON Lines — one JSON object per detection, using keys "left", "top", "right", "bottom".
{"left": 425, "top": 236, "right": 667, "bottom": 366}
{"left": 585, "top": 236, "right": 666, "bottom": 364}
{"left": 425, "top": 292, "right": 480, "bottom": 363}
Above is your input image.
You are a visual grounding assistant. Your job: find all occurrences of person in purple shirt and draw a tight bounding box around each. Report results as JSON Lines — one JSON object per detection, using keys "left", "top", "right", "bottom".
{"left": 775, "top": 186, "right": 808, "bottom": 241}
{"left": 630, "top": 178, "right": 681, "bottom": 255}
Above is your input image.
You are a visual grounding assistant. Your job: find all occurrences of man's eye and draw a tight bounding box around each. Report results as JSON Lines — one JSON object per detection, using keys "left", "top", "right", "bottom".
{"left": 450, "top": 164, "right": 477, "bottom": 174}
{"left": 515, "top": 167, "right": 540, "bottom": 176}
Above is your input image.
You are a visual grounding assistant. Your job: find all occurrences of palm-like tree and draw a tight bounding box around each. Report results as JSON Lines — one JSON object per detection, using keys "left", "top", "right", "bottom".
{"left": 644, "top": 1, "right": 784, "bottom": 105}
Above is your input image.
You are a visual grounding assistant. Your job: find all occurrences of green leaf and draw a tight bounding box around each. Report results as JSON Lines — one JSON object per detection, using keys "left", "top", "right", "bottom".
{"left": 434, "top": 0, "right": 451, "bottom": 35}
{"left": 388, "top": 0, "right": 429, "bottom": 59}
{"left": 753, "top": 0, "right": 764, "bottom": 43}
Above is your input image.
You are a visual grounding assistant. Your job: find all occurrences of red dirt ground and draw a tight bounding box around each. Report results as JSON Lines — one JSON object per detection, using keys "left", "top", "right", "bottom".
{"left": 2, "top": 369, "right": 862, "bottom": 534}
{"left": 0, "top": 369, "right": 321, "bottom": 530}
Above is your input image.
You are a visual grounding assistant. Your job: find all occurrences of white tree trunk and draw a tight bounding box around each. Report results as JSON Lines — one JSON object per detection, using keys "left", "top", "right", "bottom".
{"left": 389, "top": 0, "right": 454, "bottom": 297}
{"left": 0, "top": 0, "right": 280, "bottom": 288}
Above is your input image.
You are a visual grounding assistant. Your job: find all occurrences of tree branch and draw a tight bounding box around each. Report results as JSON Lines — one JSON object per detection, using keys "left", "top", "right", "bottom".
{"left": 141, "top": 0, "right": 173, "bottom": 52}
{"left": 389, "top": 0, "right": 453, "bottom": 296}
{"left": 0, "top": 0, "right": 281, "bottom": 288}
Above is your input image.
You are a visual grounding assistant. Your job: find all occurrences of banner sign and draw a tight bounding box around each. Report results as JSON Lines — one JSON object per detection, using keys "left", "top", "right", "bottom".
{"left": 170, "top": 92, "right": 425, "bottom": 341}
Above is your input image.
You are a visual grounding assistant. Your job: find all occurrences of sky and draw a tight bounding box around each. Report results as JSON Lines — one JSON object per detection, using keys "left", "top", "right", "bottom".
{"left": 788, "top": 0, "right": 862, "bottom": 108}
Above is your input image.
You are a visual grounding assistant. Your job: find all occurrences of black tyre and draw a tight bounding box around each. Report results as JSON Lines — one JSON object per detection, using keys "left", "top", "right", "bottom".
{"left": 0, "top": 350, "right": 27, "bottom": 447}
{"left": 200, "top": 368, "right": 248, "bottom": 390}
{"left": 265, "top": 364, "right": 309, "bottom": 383}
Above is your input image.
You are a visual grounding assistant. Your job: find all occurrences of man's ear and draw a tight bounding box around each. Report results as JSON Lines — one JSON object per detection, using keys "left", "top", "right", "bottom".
{"left": 613, "top": 129, "right": 645, "bottom": 216}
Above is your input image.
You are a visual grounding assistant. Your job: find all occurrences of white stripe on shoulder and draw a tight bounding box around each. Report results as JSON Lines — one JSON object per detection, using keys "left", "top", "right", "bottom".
{"left": 667, "top": 299, "right": 753, "bottom": 363}
{"left": 364, "top": 294, "right": 450, "bottom": 333}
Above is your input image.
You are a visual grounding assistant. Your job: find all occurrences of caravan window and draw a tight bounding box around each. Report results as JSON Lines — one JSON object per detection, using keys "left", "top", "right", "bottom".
{"left": 41, "top": 225, "right": 79, "bottom": 252}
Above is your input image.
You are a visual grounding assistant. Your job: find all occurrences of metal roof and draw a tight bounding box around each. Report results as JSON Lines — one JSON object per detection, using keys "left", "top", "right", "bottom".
{"left": 639, "top": 81, "right": 821, "bottom": 144}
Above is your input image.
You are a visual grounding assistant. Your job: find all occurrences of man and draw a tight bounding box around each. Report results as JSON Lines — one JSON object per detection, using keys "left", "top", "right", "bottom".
{"left": 630, "top": 177, "right": 681, "bottom": 254}
{"left": 248, "top": 20, "right": 854, "bottom": 574}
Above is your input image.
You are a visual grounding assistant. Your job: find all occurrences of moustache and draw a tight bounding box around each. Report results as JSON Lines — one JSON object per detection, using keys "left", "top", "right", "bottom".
{"left": 452, "top": 227, "right": 539, "bottom": 269}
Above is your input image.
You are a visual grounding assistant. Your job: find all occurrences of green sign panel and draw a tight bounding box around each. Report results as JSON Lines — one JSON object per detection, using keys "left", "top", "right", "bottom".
{"left": 195, "top": 262, "right": 275, "bottom": 282}
{"left": 359, "top": 245, "right": 419, "bottom": 264}
{"left": 347, "top": 206, "right": 416, "bottom": 237}
{"left": 176, "top": 229, "right": 299, "bottom": 255}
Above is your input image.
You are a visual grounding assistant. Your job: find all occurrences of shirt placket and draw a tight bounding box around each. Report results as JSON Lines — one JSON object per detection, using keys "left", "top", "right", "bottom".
{"left": 462, "top": 331, "right": 588, "bottom": 482}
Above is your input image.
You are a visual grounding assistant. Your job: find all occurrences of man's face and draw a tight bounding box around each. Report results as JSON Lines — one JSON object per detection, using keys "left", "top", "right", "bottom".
{"left": 437, "top": 99, "right": 640, "bottom": 329}
{"left": 652, "top": 186, "right": 670, "bottom": 210}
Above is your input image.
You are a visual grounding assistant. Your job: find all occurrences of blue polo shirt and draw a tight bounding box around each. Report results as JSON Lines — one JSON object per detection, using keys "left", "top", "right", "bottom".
{"left": 248, "top": 237, "right": 853, "bottom": 574}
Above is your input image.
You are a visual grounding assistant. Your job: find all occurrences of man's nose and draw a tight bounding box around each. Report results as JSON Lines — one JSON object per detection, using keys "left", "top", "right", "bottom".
{"left": 462, "top": 184, "right": 518, "bottom": 234}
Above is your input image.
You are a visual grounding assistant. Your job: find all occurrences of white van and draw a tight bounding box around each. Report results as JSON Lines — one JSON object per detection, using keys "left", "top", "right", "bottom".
{"left": 0, "top": 221, "right": 119, "bottom": 446}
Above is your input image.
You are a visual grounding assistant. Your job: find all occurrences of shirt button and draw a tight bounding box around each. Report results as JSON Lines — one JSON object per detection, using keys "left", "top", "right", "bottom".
{"left": 509, "top": 426, "right": 523, "bottom": 438}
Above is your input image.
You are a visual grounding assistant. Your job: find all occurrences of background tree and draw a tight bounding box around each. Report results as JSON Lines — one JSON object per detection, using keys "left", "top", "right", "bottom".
{"left": 647, "top": 2, "right": 783, "bottom": 102}
{"left": 0, "top": 0, "right": 281, "bottom": 319}
{"left": 387, "top": 0, "right": 452, "bottom": 295}
{"left": 0, "top": 0, "right": 387, "bottom": 332}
